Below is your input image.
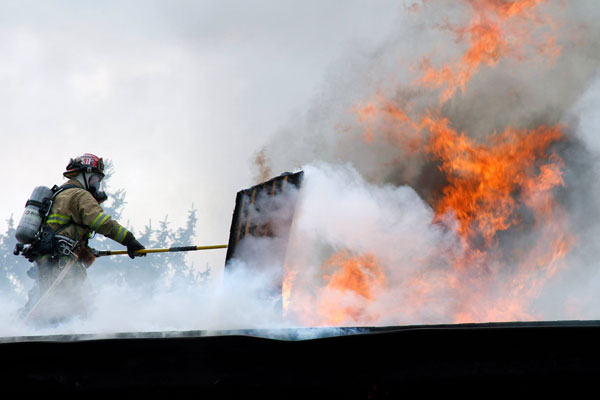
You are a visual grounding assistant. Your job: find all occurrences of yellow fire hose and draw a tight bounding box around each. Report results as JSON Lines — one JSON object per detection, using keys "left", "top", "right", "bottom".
{"left": 93, "top": 244, "right": 227, "bottom": 257}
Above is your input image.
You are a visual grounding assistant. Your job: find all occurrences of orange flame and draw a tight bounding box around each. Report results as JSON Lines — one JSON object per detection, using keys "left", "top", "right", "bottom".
{"left": 424, "top": 114, "right": 565, "bottom": 246}
{"left": 323, "top": 251, "right": 385, "bottom": 301}
{"left": 354, "top": 94, "right": 423, "bottom": 152}
{"left": 420, "top": 114, "right": 574, "bottom": 323}
{"left": 418, "top": 0, "right": 558, "bottom": 102}
{"left": 282, "top": 267, "right": 297, "bottom": 316}
{"left": 285, "top": 250, "right": 387, "bottom": 326}
{"left": 283, "top": 0, "right": 576, "bottom": 326}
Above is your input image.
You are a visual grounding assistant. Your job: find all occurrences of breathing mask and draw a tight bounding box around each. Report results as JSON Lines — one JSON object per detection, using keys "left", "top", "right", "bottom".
{"left": 76, "top": 172, "right": 108, "bottom": 203}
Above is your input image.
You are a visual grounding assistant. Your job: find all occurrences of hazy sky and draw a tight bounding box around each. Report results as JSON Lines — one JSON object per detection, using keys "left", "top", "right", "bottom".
{"left": 0, "top": 0, "right": 402, "bottom": 271}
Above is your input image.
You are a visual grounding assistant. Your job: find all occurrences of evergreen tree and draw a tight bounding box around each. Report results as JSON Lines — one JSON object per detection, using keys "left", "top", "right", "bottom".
{"left": 99, "top": 160, "right": 127, "bottom": 221}
{"left": 170, "top": 207, "right": 197, "bottom": 280}
{"left": 0, "top": 215, "right": 34, "bottom": 302}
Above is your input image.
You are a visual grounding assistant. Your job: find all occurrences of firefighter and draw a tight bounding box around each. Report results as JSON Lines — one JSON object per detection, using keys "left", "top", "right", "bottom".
{"left": 22, "top": 153, "right": 146, "bottom": 324}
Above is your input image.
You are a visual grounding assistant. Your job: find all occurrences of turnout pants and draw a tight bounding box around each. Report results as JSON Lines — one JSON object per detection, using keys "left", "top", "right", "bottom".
{"left": 30, "top": 254, "right": 88, "bottom": 325}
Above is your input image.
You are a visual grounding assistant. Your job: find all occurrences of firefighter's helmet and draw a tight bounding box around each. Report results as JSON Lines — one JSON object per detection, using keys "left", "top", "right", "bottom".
{"left": 63, "top": 153, "right": 105, "bottom": 178}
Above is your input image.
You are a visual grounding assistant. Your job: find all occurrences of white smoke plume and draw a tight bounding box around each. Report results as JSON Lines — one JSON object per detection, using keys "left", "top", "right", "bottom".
{"left": 282, "top": 163, "right": 463, "bottom": 326}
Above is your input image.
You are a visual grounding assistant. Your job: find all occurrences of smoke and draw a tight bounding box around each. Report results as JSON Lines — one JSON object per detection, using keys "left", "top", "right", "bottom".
{"left": 279, "top": 152, "right": 598, "bottom": 325}
{"left": 3, "top": 0, "right": 600, "bottom": 340}
{"left": 282, "top": 163, "right": 464, "bottom": 326}
{"left": 571, "top": 71, "right": 600, "bottom": 154}
{"left": 257, "top": 0, "right": 600, "bottom": 188}
{"left": 539, "top": 70, "right": 600, "bottom": 320}
{"left": 251, "top": 0, "right": 600, "bottom": 324}
{"left": 0, "top": 262, "right": 297, "bottom": 339}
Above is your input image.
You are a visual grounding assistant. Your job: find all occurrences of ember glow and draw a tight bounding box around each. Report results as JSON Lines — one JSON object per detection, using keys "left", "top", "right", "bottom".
{"left": 318, "top": 251, "right": 386, "bottom": 325}
{"left": 279, "top": 0, "right": 587, "bottom": 326}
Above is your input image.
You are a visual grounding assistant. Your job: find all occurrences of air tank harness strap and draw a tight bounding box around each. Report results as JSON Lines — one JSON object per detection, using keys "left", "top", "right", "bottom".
{"left": 25, "top": 199, "right": 46, "bottom": 209}
{"left": 54, "top": 234, "right": 79, "bottom": 259}
{"left": 44, "top": 184, "right": 82, "bottom": 259}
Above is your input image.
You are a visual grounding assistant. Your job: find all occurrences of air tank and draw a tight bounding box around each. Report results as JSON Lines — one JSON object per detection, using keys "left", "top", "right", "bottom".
{"left": 15, "top": 186, "right": 53, "bottom": 244}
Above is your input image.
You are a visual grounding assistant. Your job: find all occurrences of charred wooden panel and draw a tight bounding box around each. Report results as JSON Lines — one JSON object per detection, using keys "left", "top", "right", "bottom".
{"left": 225, "top": 171, "right": 303, "bottom": 266}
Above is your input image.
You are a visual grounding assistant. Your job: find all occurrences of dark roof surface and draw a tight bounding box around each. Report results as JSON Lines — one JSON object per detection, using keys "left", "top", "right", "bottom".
{"left": 2, "top": 320, "right": 599, "bottom": 395}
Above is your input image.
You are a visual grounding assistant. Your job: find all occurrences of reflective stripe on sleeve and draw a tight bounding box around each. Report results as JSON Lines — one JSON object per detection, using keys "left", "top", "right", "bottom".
{"left": 116, "top": 226, "right": 128, "bottom": 243}
{"left": 46, "top": 214, "right": 71, "bottom": 225}
{"left": 90, "top": 212, "right": 111, "bottom": 231}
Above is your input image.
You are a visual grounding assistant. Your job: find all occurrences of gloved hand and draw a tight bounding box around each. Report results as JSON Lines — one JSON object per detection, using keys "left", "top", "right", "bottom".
{"left": 123, "top": 232, "right": 146, "bottom": 259}
{"left": 22, "top": 246, "right": 37, "bottom": 263}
